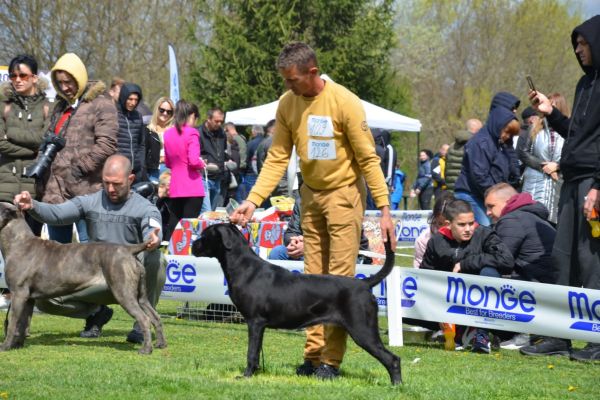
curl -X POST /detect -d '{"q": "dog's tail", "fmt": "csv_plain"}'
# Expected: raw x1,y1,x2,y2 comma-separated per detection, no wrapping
363,240,395,288
129,241,150,255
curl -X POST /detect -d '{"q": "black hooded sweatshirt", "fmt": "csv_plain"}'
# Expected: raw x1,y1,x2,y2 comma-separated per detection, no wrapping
546,16,600,185
116,83,145,178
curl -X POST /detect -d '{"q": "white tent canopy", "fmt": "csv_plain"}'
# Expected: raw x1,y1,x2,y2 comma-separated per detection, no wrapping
225,75,421,132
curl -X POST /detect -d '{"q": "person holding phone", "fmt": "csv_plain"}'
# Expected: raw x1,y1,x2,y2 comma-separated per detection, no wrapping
526,15,600,362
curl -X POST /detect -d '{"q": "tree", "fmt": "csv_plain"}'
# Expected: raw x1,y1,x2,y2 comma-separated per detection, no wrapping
187,0,411,115
393,0,583,148
0,0,206,105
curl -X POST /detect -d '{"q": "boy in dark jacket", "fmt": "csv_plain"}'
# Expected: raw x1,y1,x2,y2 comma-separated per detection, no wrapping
421,199,514,353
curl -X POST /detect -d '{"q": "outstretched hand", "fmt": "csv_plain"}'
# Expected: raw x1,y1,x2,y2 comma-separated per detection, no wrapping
14,191,33,211
146,227,161,250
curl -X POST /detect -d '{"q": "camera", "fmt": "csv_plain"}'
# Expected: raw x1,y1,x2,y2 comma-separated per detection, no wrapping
26,135,66,179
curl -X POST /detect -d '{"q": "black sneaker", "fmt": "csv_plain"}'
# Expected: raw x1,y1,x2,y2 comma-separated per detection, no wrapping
472,329,491,354
295,360,317,376
315,363,340,380
519,337,571,356
126,328,144,344
570,342,600,362
80,306,113,338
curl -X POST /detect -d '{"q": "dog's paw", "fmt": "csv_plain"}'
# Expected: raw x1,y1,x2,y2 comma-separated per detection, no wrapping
155,340,167,349
138,346,153,355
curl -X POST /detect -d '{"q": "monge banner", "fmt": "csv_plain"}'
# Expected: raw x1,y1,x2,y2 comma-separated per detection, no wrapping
365,210,431,243
397,268,600,342
160,256,387,309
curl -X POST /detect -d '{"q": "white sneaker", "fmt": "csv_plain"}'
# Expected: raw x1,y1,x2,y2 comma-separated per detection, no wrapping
500,333,531,350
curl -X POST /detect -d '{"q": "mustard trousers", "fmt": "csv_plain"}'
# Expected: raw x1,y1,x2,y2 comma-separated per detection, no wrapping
300,181,364,368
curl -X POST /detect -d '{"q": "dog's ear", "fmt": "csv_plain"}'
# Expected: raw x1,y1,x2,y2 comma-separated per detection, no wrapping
221,225,234,250
0,202,19,224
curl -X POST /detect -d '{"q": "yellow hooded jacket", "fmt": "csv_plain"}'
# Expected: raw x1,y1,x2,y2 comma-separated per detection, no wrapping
51,53,88,103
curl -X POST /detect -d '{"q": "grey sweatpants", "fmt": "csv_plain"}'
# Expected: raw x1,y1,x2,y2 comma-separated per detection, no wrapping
35,250,167,319
552,177,600,289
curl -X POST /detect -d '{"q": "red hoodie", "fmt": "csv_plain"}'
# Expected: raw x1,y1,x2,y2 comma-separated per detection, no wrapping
500,193,536,217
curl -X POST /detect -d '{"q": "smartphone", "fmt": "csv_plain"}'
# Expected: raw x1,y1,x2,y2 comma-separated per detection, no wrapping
526,76,536,92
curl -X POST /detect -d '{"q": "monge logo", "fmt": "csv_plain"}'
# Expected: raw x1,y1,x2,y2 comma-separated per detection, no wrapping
446,277,536,322
402,276,418,308
568,290,600,333
164,260,196,293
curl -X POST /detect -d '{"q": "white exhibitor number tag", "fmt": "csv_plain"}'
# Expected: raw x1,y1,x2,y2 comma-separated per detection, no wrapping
307,115,334,137
308,139,336,160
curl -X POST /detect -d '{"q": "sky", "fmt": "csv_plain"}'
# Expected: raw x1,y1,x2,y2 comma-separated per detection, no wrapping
582,0,600,18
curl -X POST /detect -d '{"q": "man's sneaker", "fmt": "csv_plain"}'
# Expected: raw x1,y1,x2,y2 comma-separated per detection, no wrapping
126,323,144,344
314,363,340,380
472,329,491,354
519,337,571,357
80,306,113,338
570,342,600,362
295,360,317,376
455,326,476,350
500,333,531,350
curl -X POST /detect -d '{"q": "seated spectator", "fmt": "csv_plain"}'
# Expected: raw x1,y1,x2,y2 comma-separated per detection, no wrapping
414,191,454,268
484,183,566,354
268,196,370,263
484,183,556,283
420,199,514,353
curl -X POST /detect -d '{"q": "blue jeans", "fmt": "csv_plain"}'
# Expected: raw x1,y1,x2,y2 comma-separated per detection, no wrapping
479,266,501,278
207,178,222,210
147,168,160,184
267,245,304,261
454,191,490,226
200,179,212,214
48,220,88,244
237,174,257,202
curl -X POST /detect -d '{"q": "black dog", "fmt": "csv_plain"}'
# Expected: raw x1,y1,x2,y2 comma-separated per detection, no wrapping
191,223,401,385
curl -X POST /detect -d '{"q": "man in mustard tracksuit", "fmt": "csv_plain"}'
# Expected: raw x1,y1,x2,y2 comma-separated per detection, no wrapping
231,42,396,380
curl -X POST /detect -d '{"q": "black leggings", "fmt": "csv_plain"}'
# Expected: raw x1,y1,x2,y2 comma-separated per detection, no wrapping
166,196,204,241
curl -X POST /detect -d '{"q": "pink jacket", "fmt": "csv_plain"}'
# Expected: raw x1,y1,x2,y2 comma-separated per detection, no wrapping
163,124,205,198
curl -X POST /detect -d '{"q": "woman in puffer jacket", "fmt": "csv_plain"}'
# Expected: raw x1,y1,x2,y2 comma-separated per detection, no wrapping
0,54,50,235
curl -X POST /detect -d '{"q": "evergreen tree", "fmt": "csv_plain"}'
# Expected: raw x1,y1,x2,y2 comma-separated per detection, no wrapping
187,0,411,115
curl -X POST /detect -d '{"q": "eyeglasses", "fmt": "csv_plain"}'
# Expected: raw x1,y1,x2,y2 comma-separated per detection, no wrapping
9,73,32,81
158,107,173,116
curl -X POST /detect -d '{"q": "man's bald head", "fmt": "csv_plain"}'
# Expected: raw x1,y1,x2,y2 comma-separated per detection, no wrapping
102,155,134,204
103,155,133,177
466,119,483,134
484,183,517,222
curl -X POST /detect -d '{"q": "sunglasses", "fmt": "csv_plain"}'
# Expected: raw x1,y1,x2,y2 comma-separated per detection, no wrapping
9,73,32,81
158,107,173,116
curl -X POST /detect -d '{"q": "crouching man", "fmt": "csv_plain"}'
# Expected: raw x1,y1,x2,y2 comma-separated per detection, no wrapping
14,155,166,344
484,183,566,354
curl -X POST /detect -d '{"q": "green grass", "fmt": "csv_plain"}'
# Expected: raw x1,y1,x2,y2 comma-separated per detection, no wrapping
0,301,596,400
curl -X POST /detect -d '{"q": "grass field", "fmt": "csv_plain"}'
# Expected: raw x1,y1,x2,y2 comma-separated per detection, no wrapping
0,250,596,399
0,299,596,400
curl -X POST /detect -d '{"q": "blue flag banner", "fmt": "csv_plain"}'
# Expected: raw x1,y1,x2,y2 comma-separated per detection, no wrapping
168,44,180,103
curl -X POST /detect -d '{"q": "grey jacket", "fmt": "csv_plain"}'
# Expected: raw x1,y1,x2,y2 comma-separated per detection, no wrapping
29,189,162,245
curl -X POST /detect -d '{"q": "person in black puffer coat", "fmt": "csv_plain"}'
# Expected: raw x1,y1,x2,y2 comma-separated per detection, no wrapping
116,83,145,182
484,183,556,283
